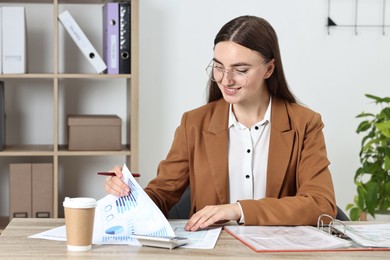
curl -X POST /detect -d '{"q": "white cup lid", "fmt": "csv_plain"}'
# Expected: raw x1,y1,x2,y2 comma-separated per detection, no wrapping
63,197,97,208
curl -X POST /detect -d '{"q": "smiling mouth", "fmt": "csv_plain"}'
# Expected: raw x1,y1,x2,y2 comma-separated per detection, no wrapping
224,86,241,93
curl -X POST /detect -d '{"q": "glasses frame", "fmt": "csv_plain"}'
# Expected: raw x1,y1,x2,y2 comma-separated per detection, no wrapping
205,59,267,88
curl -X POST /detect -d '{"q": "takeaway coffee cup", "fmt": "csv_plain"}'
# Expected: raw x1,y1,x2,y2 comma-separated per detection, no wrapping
63,197,97,251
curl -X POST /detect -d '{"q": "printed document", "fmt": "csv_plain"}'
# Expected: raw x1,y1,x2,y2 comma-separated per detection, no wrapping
29,164,221,249
224,225,351,251
334,223,390,247
92,164,174,245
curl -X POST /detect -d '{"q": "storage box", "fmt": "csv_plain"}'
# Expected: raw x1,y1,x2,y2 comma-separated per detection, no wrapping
9,163,54,220
9,164,32,219
32,163,53,218
68,115,121,151
0,82,5,150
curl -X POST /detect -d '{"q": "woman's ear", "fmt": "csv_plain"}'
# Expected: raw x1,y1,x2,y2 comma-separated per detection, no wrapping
264,59,275,79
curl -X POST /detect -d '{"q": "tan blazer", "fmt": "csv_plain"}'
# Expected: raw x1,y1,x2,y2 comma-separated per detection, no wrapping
145,97,337,225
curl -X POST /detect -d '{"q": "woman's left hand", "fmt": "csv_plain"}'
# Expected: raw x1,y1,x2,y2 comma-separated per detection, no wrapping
184,203,241,231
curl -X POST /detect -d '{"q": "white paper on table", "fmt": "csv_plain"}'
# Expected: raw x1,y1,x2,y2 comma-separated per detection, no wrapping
170,219,221,249
28,221,221,249
28,225,66,241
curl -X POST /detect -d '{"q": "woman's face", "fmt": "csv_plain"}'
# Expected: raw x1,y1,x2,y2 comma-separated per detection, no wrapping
212,41,274,106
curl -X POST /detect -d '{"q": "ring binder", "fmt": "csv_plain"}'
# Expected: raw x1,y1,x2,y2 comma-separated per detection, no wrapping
317,214,348,239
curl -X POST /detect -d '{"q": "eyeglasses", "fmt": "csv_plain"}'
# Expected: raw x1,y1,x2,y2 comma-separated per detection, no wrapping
205,60,267,87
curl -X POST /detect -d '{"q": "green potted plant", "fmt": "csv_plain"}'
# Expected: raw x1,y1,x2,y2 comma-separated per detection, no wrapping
346,94,390,221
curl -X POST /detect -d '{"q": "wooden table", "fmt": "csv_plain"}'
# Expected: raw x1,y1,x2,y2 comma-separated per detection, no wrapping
0,218,389,259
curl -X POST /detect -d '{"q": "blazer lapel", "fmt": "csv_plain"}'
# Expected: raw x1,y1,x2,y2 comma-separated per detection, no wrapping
266,98,295,198
203,100,230,204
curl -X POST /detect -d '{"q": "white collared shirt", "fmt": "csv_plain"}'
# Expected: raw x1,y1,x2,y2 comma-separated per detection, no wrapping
228,98,272,207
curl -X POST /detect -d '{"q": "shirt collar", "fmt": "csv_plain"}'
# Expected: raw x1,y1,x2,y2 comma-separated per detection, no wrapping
228,96,272,129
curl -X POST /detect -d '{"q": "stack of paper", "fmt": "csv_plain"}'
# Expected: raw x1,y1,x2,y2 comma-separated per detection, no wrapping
334,223,390,248
224,225,351,252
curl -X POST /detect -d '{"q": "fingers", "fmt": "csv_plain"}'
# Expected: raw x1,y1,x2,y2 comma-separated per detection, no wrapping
185,204,241,231
104,166,130,197
185,206,218,231
112,165,123,177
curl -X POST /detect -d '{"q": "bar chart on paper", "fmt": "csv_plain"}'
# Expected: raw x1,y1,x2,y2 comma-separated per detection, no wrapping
93,164,175,245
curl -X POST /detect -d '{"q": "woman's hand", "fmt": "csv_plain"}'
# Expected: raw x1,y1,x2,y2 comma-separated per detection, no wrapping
104,165,130,197
184,203,241,231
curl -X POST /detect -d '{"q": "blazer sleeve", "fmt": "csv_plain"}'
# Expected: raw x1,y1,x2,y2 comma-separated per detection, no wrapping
144,112,191,216
238,112,337,226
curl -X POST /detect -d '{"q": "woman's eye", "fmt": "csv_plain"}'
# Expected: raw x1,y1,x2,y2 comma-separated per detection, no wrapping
236,69,248,73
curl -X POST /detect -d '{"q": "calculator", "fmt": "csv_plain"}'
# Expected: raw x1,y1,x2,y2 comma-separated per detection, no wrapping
132,234,189,249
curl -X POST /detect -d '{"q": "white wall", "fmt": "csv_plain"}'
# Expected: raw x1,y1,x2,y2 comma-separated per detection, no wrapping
1,0,389,218
138,0,390,215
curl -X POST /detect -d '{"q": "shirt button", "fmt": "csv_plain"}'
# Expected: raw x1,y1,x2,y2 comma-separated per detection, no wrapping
247,149,251,153
255,126,259,130
245,175,250,179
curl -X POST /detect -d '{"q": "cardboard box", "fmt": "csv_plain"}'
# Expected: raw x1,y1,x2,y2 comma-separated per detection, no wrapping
9,164,32,219
68,115,121,151
32,163,53,218
9,163,54,220
0,82,5,150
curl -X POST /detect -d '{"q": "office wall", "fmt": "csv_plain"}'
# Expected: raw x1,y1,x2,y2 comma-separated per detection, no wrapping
1,0,389,217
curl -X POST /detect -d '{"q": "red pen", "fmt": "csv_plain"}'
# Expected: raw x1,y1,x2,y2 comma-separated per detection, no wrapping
97,172,140,177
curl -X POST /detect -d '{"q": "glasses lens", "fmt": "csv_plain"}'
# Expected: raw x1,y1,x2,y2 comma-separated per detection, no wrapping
233,72,246,87
205,64,247,87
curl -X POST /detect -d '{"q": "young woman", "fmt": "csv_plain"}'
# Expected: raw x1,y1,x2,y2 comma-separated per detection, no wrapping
105,15,336,231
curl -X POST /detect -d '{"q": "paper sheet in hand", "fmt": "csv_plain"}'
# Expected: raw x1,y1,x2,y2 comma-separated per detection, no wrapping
92,164,175,244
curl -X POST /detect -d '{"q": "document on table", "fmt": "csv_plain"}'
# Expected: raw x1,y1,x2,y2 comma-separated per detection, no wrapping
29,220,221,249
169,219,222,249
29,164,221,249
224,225,351,252
334,223,390,248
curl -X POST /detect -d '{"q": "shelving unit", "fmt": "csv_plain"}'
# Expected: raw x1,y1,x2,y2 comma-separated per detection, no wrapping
0,0,139,219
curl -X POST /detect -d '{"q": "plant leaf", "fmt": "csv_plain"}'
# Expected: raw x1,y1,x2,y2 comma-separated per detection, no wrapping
365,182,379,215
376,121,390,138
385,182,390,194
365,94,390,103
356,112,375,118
385,156,390,171
356,121,372,133
349,207,360,221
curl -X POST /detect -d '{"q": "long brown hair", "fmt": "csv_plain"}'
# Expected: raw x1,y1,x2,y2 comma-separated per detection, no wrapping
207,16,296,104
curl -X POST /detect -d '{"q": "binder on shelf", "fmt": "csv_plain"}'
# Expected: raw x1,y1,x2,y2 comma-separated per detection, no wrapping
58,10,107,74
103,2,119,74
9,164,32,220
32,163,53,218
9,163,54,220
0,7,3,73
0,81,5,150
119,2,131,74
2,6,26,74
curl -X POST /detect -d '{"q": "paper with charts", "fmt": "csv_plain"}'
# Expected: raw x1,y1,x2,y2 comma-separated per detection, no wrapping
29,164,221,249
93,164,175,245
